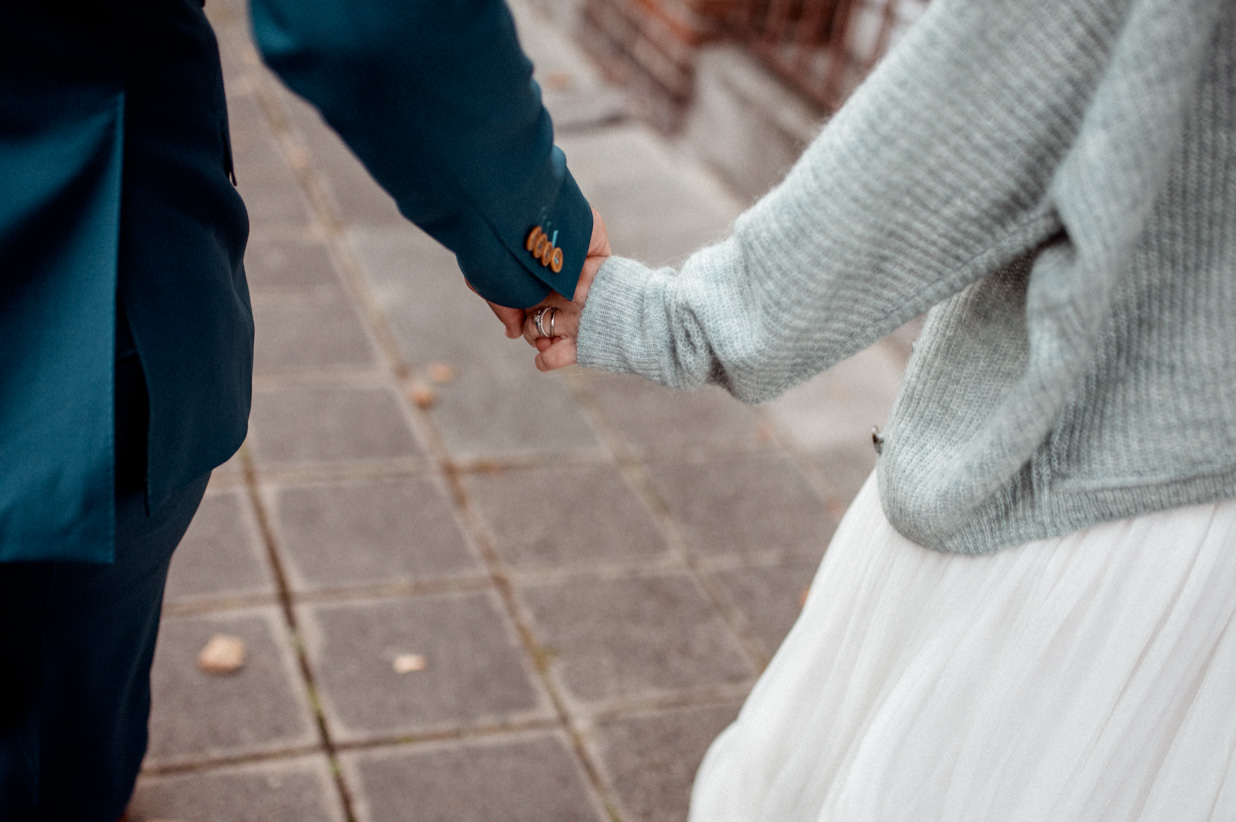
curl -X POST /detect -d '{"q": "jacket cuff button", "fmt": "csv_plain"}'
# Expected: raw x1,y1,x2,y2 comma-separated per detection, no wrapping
525,226,544,252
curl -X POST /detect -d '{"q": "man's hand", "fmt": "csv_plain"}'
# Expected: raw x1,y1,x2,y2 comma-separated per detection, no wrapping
522,207,609,371
466,280,526,339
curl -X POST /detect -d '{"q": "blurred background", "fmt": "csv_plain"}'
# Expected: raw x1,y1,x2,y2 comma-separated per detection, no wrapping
125,1,925,821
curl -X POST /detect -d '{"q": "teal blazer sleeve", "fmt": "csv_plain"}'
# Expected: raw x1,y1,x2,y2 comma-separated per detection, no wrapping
249,0,592,308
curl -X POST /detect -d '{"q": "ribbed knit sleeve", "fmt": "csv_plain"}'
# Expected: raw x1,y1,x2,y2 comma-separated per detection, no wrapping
575,0,1205,402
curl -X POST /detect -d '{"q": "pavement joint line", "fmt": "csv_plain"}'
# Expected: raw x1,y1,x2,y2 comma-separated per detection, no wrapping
237,446,360,822
162,593,281,618
447,450,622,474
247,460,437,487
554,681,760,727
286,576,498,608
140,743,326,779
326,714,565,754
247,51,631,822
501,554,691,583
565,371,779,672
576,690,751,725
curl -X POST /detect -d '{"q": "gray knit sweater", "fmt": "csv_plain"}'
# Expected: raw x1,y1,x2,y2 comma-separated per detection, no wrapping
575,0,1236,554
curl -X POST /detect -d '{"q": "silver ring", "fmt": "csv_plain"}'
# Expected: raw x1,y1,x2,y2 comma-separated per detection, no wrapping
548,307,556,338
534,307,549,338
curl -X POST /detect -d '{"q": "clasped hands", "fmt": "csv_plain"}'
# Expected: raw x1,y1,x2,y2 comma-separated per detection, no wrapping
480,207,610,372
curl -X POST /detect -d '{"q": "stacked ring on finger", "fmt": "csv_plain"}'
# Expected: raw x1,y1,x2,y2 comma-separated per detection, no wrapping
533,307,559,339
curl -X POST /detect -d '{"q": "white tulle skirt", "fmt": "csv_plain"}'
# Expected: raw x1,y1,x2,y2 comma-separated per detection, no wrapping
691,475,1236,822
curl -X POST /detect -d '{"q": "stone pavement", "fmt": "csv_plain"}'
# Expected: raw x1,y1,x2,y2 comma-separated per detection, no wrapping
126,2,912,821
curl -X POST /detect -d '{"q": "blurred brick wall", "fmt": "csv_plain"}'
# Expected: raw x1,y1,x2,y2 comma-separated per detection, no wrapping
580,0,748,131
574,0,927,132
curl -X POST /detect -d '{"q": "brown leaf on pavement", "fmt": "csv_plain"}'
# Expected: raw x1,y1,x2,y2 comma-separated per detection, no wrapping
408,381,437,409
393,653,428,674
427,363,457,384
197,634,247,675
544,71,574,90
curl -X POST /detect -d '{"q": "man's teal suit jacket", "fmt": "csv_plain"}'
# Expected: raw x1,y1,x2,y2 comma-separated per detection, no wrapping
0,0,592,564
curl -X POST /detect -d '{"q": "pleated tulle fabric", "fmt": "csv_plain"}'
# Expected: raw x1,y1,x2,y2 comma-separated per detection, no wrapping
690,475,1236,822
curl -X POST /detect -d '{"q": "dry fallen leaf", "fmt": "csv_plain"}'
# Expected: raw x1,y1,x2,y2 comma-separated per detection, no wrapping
393,653,428,674
197,634,247,675
408,381,437,409
545,71,575,90
427,363,457,384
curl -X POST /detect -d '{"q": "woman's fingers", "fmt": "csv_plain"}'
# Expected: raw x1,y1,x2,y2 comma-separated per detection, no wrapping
535,337,577,371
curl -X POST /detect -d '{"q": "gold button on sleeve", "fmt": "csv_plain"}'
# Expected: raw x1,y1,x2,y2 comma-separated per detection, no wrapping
525,227,543,252
550,247,564,273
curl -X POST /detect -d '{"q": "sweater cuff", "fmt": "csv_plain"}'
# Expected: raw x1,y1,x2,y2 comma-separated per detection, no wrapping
576,256,665,378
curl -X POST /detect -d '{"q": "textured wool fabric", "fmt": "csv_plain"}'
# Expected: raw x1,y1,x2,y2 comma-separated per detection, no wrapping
575,0,1236,554
688,475,1236,821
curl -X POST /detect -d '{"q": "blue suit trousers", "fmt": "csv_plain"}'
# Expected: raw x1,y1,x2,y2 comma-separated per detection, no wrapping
0,350,209,822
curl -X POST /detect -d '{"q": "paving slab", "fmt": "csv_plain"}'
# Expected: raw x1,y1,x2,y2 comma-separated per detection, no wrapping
583,373,771,460
252,300,379,376
268,476,484,592
518,572,755,708
247,384,424,470
147,607,318,767
243,236,347,300
465,463,673,573
709,560,821,659
644,452,835,563
346,224,466,314
589,703,741,822
164,487,275,606
342,731,608,822
297,591,553,742
427,371,603,462
129,755,345,822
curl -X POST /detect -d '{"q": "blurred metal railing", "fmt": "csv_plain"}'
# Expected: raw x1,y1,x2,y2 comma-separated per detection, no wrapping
740,0,928,111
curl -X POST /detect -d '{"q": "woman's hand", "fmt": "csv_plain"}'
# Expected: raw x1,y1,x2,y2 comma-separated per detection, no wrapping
523,207,609,371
